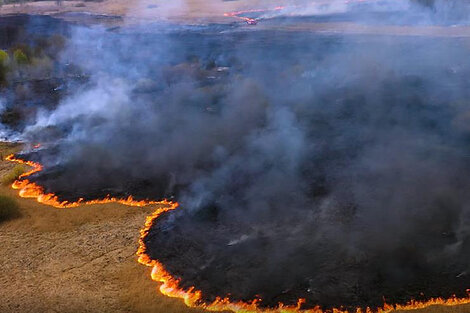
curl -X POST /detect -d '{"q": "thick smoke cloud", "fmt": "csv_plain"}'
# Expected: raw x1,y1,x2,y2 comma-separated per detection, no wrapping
12,1,470,310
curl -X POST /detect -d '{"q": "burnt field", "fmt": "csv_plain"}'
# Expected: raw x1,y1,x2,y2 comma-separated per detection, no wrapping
3,8,470,313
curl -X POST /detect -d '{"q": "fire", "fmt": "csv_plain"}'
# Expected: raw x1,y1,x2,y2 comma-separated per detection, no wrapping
5,154,171,208
222,0,395,24
223,6,285,25
137,204,470,313
5,153,470,312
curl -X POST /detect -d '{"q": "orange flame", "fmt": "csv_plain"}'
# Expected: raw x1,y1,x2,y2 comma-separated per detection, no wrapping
5,154,171,208
223,6,285,24
5,154,470,312
223,0,390,23
137,205,470,313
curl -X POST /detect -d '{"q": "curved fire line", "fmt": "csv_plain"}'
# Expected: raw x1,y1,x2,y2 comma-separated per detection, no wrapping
5,154,174,208
5,153,470,312
222,0,392,24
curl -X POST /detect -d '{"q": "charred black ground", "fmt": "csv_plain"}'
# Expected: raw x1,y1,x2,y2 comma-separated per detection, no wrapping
145,210,469,310
5,8,470,312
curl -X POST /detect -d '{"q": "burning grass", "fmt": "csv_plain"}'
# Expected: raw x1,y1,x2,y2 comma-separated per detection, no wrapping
137,206,470,313
4,10,470,312
5,154,173,209
5,152,470,313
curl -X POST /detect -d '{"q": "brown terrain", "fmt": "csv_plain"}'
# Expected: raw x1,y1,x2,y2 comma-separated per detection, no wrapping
0,0,274,23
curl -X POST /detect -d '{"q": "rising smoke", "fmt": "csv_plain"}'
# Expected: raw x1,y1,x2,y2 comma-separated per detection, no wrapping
10,0,470,310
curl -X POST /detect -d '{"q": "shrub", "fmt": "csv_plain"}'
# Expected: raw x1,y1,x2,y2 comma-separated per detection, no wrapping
13,49,28,65
1,164,26,186
0,50,9,87
0,50,9,65
0,195,21,223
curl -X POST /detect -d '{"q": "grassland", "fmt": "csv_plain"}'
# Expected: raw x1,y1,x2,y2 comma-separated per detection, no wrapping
0,142,206,313
0,141,467,313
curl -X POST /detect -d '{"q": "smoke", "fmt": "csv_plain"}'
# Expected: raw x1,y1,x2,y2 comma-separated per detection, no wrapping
0,97,20,141
253,0,470,25
125,0,189,21
10,0,470,310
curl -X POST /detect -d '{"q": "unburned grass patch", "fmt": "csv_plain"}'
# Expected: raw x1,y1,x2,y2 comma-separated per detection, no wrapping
0,195,21,223
1,164,26,186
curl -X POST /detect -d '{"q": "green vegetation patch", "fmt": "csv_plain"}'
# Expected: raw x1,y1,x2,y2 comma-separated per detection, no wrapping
13,49,29,65
0,195,21,223
0,50,9,65
0,50,9,87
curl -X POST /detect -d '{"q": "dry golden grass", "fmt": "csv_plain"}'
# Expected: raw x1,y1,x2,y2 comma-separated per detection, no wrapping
0,142,467,313
1,164,26,185
0,143,205,313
